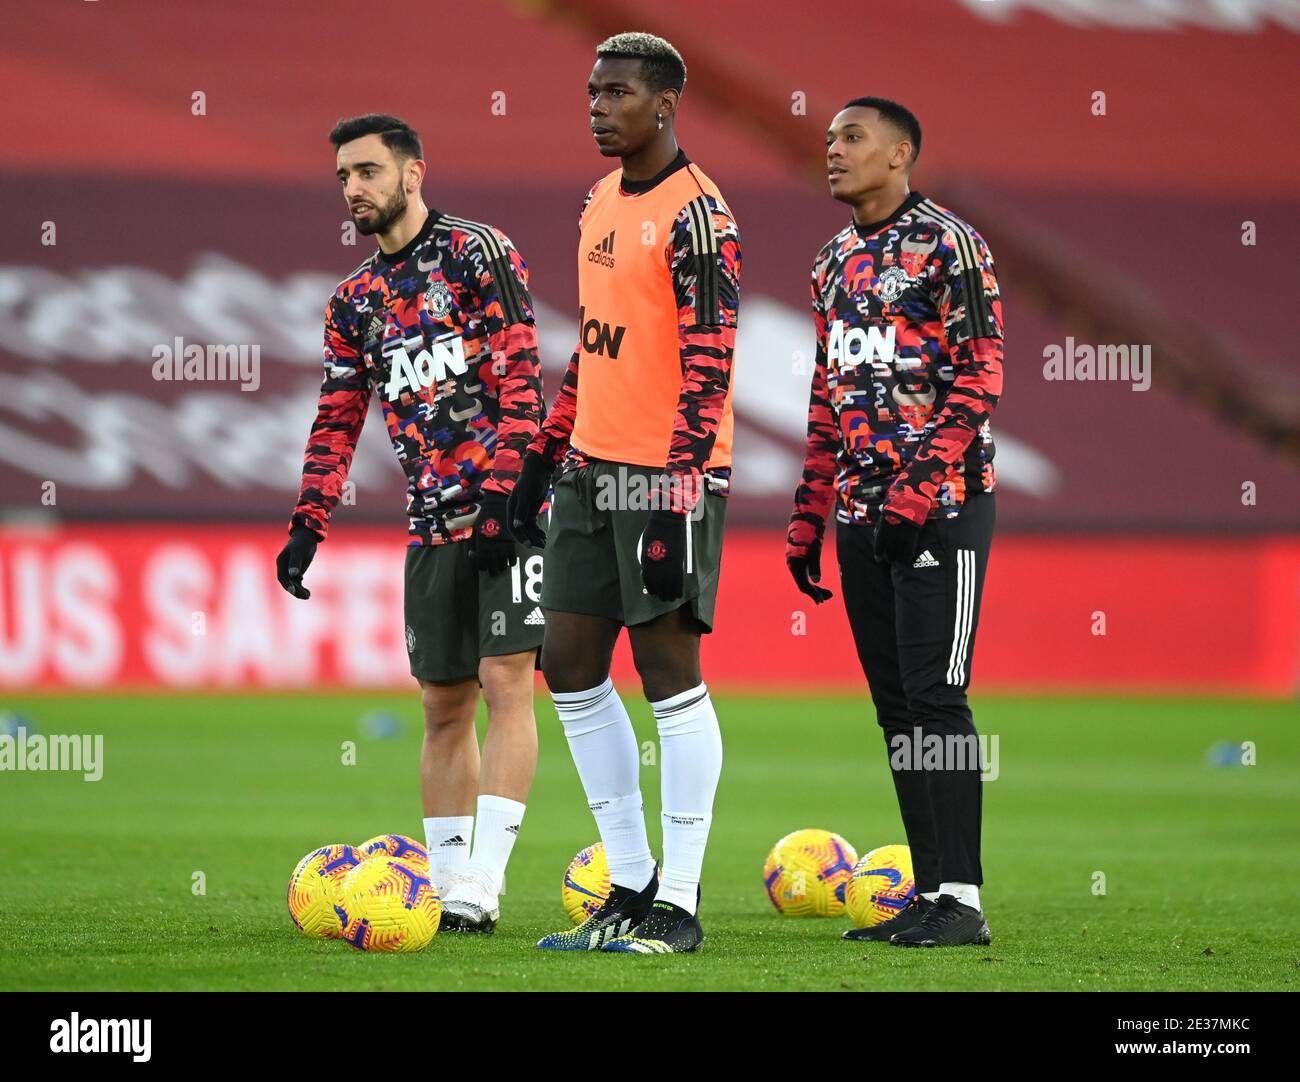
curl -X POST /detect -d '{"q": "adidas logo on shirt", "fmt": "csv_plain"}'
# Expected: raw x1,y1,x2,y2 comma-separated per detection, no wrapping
524,606,546,626
913,550,940,568
587,230,615,268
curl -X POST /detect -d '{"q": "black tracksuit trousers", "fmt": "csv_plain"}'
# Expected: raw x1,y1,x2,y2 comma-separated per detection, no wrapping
837,492,995,892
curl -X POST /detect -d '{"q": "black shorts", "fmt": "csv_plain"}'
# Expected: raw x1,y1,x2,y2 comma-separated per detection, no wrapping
541,461,727,631
404,539,545,684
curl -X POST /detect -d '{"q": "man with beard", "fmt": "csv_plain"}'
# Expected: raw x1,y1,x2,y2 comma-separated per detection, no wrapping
787,98,1003,947
277,114,545,934
509,33,741,955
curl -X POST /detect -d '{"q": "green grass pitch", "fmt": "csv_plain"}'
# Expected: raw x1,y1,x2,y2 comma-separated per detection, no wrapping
1,692,1296,991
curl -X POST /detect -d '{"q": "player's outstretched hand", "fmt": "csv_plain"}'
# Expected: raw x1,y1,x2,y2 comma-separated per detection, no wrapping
640,509,687,601
787,540,833,604
507,451,552,549
468,491,518,576
872,511,921,565
276,526,319,599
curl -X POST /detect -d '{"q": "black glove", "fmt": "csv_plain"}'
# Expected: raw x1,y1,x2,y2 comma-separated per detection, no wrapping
787,538,833,604
640,509,687,602
872,511,921,565
507,451,553,549
276,525,319,599
468,490,518,576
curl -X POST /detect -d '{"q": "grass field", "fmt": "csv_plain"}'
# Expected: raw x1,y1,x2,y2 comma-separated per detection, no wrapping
1,692,1297,991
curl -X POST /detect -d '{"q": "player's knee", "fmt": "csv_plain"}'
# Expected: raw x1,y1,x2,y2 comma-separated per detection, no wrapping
422,706,473,738
874,706,912,735
903,681,975,737
419,679,476,736
540,641,607,693
634,657,698,704
478,651,536,716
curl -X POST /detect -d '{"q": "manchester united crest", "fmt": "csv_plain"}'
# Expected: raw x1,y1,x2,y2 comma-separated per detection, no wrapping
876,265,912,304
424,280,454,319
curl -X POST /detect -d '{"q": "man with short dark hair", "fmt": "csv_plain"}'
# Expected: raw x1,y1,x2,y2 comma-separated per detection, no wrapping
276,113,546,934
510,32,742,955
787,98,1003,947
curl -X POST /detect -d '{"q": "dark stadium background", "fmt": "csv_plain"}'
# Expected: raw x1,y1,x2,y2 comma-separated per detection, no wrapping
1,0,1297,694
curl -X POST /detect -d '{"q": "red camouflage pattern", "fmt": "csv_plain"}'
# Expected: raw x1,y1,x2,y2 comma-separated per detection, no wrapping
788,193,1003,558
291,211,543,545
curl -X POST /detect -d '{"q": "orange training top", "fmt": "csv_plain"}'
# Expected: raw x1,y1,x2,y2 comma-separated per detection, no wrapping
568,159,740,472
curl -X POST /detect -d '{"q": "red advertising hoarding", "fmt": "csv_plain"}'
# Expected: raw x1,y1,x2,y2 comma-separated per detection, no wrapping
2,526,1295,694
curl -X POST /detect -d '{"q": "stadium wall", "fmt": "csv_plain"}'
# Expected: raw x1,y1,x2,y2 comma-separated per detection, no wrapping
1,527,1295,695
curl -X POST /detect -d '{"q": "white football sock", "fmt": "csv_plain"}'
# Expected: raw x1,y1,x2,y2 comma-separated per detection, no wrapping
423,815,472,894
939,882,981,911
465,794,525,898
921,890,942,902
652,682,722,915
553,677,655,891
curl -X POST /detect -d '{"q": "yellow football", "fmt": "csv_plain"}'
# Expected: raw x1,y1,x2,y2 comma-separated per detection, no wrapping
845,844,916,928
762,829,858,918
561,843,611,925
287,844,365,938
339,857,441,952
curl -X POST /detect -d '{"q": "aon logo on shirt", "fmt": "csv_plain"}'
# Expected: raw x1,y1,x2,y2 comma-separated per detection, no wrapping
578,306,626,359
827,320,895,373
384,338,468,399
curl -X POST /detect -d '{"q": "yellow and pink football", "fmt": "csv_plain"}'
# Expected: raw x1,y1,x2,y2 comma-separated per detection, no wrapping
562,843,611,925
845,844,916,928
339,857,441,952
359,833,428,866
762,829,858,918
287,843,365,938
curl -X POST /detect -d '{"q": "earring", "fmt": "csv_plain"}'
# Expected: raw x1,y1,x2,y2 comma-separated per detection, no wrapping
657,113,663,131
